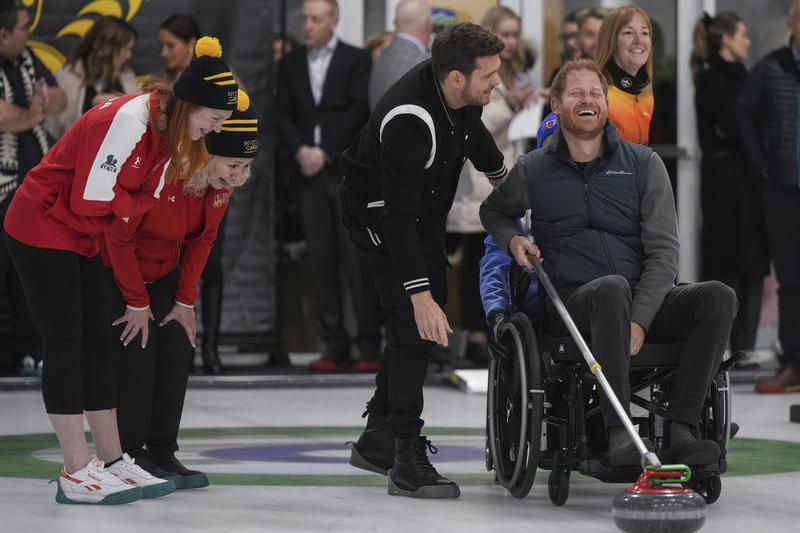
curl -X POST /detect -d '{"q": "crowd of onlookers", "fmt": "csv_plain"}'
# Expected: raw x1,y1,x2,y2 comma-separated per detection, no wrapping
1,0,799,393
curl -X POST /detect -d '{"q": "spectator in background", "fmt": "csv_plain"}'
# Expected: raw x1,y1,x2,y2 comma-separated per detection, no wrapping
738,0,800,393
447,5,527,366
146,15,201,89
368,0,431,110
0,0,65,375
692,12,768,359
365,31,393,62
276,0,378,372
595,5,654,145
578,7,605,58
273,35,297,65
548,10,583,85
50,16,138,138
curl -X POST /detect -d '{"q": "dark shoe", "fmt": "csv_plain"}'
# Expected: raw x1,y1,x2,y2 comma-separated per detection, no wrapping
755,366,800,393
150,452,209,489
348,407,393,475
607,427,653,467
201,282,224,375
388,437,460,498
662,421,720,466
132,453,184,489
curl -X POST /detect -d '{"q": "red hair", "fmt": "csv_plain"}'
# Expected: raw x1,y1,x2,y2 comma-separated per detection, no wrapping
156,89,209,183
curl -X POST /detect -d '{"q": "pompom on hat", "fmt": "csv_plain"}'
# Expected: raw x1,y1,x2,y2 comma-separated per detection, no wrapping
173,36,239,110
205,90,259,159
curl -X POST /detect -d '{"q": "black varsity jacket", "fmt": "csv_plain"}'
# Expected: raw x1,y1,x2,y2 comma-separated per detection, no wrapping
340,59,506,296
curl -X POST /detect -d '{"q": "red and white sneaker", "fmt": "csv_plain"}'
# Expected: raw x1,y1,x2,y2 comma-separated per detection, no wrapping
55,458,142,505
105,453,176,498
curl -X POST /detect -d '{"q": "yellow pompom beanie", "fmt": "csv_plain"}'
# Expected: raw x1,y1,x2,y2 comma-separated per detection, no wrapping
173,36,239,110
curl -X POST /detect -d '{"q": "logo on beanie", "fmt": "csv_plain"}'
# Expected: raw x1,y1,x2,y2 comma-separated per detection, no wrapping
244,139,258,154
100,154,118,173
227,90,239,106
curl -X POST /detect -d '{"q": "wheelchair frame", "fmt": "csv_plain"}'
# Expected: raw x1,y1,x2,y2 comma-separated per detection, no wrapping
485,265,734,505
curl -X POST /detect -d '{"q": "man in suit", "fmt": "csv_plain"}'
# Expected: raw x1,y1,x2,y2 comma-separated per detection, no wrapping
368,0,432,110
276,0,378,371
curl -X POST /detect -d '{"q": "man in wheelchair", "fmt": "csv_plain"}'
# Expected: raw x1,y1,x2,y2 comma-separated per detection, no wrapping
479,59,738,469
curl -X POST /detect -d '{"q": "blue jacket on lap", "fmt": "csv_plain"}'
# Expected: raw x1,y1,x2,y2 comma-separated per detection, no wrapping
479,233,538,319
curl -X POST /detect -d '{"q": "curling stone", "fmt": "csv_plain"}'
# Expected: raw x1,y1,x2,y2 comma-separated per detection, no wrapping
612,467,706,533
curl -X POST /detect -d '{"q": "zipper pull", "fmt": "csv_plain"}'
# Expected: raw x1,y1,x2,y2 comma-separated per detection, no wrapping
584,183,589,203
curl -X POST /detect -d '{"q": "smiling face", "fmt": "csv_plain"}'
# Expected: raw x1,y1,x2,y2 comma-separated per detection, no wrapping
552,68,608,140
454,54,502,107
494,16,521,62
159,28,195,71
188,107,233,141
613,11,650,76
208,156,252,189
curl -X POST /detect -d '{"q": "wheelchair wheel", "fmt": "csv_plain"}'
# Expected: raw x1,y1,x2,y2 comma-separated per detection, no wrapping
487,313,544,498
548,463,570,506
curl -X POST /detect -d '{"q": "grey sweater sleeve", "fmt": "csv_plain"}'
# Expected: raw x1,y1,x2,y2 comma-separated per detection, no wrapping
632,152,680,330
479,155,530,253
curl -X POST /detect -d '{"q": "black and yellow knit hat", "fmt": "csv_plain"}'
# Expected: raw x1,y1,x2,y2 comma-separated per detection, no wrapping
205,90,259,158
174,36,239,110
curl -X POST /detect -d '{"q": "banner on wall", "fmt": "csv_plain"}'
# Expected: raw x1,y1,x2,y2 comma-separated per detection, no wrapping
20,0,276,340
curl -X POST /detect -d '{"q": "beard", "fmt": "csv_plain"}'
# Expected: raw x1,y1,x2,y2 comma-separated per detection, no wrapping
459,82,492,107
559,107,607,140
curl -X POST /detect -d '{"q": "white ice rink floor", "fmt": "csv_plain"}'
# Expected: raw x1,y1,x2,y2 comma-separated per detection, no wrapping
0,382,798,533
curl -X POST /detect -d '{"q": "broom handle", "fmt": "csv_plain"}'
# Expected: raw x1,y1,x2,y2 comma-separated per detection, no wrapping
530,254,662,468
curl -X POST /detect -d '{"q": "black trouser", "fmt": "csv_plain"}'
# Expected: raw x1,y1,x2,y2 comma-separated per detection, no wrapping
548,276,737,428
343,205,446,437
107,269,193,456
0,213,41,361
300,168,381,359
4,234,115,414
764,182,800,371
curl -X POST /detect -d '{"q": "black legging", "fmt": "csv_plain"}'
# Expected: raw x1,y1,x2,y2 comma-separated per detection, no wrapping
107,269,193,456
4,234,115,414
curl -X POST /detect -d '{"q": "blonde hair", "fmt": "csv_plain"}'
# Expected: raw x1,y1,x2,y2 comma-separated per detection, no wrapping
594,5,653,89
182,155,252,196
481,5,526,76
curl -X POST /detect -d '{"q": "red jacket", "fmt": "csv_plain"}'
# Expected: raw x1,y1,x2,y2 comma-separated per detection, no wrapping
101,179,232,308
4,92,170,257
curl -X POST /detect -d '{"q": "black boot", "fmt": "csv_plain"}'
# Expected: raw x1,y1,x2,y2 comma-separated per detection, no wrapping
201,282,224,375
607,426,654,467
662,421,721,466
348,403,394,475
388,437,460,499
134,453,185,489
150,451,210,489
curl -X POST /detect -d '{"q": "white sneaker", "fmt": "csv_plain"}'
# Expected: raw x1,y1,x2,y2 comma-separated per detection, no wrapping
105,453,176,498
56,458,142,505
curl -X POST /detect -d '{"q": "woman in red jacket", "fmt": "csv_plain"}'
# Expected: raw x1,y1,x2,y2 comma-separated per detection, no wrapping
103,92,258,489
3,37,239,505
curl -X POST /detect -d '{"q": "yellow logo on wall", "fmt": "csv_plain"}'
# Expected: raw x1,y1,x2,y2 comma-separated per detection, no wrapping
26,0,145,73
